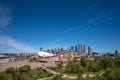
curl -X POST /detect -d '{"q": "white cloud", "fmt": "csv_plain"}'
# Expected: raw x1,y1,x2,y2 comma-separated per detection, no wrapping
65,27,73,33
49,39,60,46
0,35,36,52
45,39,63,49
0,3,12,29
75,8,118,32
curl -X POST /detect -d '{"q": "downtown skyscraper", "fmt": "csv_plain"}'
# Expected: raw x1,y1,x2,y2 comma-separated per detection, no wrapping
88,46,92,56
77,44,86,55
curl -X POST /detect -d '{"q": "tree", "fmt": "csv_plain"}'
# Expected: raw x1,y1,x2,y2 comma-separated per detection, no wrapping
114,57,120,67
57,62,63,69
94,56,101,63
99,57,114,69
80,56,87,67
87,63,101,72
12,72,21,80
65,61,80,73
96,68,120,80
76,69,83,80
6,67,15,74
19,65,31,73
0,75,8,80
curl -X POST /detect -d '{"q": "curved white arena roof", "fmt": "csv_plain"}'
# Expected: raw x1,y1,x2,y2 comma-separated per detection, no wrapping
38,51,55,57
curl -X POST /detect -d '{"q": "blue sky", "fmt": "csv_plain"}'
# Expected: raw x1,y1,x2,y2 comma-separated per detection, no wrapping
0,0,120,53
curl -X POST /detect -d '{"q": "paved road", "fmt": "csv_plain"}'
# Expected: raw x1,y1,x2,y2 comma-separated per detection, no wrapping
42,67,60,75
41,67,95,79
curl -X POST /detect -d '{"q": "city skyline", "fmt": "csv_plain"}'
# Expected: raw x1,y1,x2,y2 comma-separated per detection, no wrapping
0,0,120,53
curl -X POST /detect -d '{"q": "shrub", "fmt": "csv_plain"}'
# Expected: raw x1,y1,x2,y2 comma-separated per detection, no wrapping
99,57,114,69
19,65,31,73
0,75,8,80
6,67,15,74
87,63,101,72
80,56,87,67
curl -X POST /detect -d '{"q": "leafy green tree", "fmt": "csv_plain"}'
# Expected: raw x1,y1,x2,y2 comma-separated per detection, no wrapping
114,57,120,67
96,68,120,80
37,71,51,79
66,61,81,73
99,57,114,69
94,56,101,63
19,65,31,73
80,56,87,67
0,75,8,80
65,61,72,72
12,72,21,80
57,62,63,69
87,63,101,72
6,67,15,74
76,69,83,80
72,62,80,73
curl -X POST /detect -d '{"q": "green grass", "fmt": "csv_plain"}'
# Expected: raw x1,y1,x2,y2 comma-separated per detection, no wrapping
45,78,76,80
65,73,78,77
64,78,76,80
65,70,103,77
83,72,99,75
